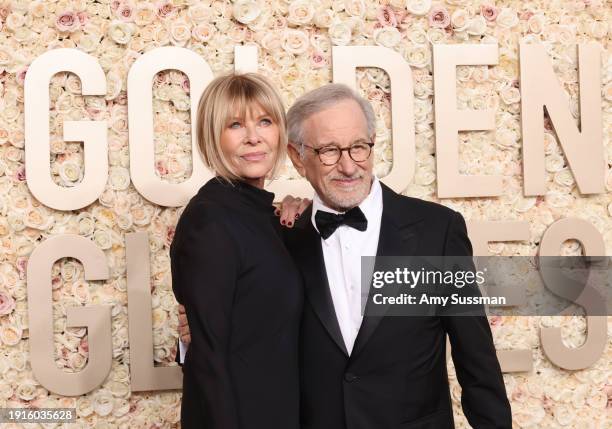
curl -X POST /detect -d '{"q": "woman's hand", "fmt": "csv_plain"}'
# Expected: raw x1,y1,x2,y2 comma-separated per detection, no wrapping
275,196,311,228
178,304,191,345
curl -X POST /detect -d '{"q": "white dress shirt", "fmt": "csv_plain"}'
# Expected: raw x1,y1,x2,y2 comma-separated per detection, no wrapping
311,176,383,355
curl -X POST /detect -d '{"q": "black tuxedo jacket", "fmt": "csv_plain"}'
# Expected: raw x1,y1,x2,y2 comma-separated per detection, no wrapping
284,183,512,429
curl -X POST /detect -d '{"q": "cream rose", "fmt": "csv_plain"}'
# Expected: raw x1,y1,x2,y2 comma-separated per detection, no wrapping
282,29,309,55
466,15,487,36
287,0,314,26
109,166,131,191
344,0,366,18
496,7,518,29
329,21,352,45
373,26,401,47
108,20,133,45
134,3,156,25
233,0,261,24
406,0,432,16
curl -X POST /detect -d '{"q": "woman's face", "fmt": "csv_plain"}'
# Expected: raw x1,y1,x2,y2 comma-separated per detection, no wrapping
220,102,280,188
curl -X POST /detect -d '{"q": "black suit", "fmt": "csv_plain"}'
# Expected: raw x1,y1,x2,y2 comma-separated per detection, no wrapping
170,178,302,429
284,183,511,429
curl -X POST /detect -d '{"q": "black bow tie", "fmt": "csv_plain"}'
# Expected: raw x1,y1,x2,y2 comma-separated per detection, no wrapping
314,206,368,240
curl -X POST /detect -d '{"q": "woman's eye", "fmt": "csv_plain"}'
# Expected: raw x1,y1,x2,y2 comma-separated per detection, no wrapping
260,118,272,126
229,121,241,129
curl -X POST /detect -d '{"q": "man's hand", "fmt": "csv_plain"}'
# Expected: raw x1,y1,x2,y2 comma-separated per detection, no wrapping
178,303,191,345
276,195,311,228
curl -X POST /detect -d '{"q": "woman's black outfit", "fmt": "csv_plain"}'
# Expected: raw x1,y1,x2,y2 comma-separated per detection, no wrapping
170,177,302,429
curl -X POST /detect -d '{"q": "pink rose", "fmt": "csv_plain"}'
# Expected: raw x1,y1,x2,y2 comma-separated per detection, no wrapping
16,257,27,278
77,11,88,26
14,164,25,182
181,76,190,93
0,5,11,22
15,66,27,86
110,0,122,12
155,160,168,176
311,52,327,69
480,4,498,22
377,6,398,27
519,10,534,20
0,291,15,316
428,6,450,29
156,0,176,19
116,3,134,22
55,10,80,32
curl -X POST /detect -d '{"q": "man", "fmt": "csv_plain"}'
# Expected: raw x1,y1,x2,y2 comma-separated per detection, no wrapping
177,83,512,428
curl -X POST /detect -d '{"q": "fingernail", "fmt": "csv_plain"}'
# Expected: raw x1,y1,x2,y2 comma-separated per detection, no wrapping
281,220,286,225
274,208,280,216
295,213,300,219
287,221,293,227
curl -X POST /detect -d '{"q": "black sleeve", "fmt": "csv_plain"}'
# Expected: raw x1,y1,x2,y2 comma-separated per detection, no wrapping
170,206,241,429
440,210,512,429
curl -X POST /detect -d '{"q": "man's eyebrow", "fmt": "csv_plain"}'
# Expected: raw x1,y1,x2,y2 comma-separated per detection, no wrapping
318,138,369,147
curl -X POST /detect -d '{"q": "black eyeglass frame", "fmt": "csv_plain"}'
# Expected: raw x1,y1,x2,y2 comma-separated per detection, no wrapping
300,142,375,166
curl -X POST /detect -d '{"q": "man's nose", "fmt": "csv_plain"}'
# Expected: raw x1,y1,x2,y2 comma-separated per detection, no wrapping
336,150,357,175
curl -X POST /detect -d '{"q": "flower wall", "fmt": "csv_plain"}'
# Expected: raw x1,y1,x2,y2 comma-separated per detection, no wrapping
0,0,610,427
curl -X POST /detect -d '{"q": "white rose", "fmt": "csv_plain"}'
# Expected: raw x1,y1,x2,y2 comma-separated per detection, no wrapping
0,325,22,345
108,21,133,45
93,390,114,416
93,229,113,250
287,0,314,26
59,160,83,185
314,10,334,28
233,0,261,24
109,166,130,191
344,0,365,18
466,15,487,36
16,380,37,401
500,86,520,104
76,397,94,417
373,26,401,48
282,29,309,55
406,0,432,16
588,21,608,39
329,21,352,45
527,14,545,34
402,45,430,68
170,21,192,46
188,3,212,23
451,9,469,31
193,22,215,42
496,7,518,29
134,3,156,25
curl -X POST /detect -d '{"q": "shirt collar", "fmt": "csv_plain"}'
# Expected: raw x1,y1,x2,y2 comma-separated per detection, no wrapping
311,175,382,237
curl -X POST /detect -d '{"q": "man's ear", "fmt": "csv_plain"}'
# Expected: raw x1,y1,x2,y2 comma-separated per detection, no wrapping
287,143,306,177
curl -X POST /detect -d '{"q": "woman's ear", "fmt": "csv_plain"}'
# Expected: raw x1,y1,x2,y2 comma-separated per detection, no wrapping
287,143,306,177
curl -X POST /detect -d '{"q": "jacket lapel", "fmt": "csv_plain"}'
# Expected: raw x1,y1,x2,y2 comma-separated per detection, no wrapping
293,207,349,357
350,183,424,359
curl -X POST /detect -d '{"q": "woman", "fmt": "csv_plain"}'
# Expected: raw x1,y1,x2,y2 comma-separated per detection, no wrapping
170,73,302,429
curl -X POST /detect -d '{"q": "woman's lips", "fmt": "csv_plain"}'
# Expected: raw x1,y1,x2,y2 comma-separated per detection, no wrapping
241,152,267,162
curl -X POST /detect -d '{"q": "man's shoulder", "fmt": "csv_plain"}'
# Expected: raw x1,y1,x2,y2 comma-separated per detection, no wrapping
382,185,460,224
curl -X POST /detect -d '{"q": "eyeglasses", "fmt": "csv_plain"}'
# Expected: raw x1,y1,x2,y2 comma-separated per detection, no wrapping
301,141,374,166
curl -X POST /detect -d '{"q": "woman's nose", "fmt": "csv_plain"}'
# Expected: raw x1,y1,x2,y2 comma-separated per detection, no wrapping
244,123,260,143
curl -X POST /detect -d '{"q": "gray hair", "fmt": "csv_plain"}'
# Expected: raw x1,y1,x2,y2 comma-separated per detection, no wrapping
286,83,376,156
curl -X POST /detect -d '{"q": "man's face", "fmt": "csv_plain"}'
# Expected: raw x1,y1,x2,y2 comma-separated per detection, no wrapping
289,99,374,211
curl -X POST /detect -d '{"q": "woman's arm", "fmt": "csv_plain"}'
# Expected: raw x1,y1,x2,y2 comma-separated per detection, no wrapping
170,205,241,429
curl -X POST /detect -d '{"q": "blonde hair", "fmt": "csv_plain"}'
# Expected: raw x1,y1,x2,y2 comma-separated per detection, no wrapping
195,73,287,183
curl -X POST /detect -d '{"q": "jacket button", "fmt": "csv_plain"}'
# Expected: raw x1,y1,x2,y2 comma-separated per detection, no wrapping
344,373,358,382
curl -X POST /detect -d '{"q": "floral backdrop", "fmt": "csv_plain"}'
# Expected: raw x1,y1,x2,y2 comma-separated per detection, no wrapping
0,0,609,427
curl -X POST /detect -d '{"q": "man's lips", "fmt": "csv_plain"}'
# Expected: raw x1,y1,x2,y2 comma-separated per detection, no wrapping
331,177,362,187
240,152,267,161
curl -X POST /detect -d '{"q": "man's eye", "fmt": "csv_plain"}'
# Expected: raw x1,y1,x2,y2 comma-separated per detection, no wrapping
319,147,339,155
